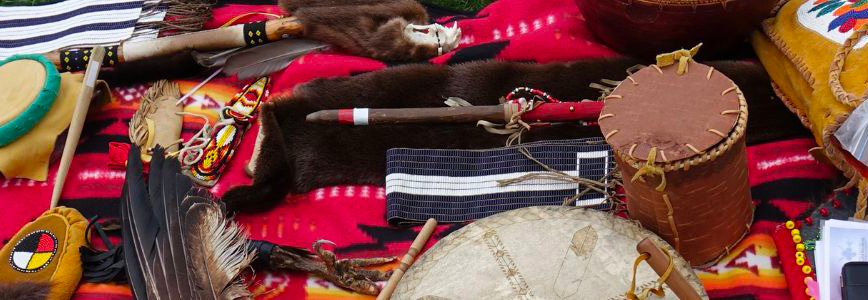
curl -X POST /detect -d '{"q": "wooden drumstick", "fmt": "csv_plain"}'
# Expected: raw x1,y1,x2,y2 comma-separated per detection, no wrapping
306,101,604,126
377,218,438,300
50,47,106,209
636,238,702,300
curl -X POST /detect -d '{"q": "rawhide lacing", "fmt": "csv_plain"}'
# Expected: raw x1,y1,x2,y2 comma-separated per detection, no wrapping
631,147,667,192
829,24,868,107
857,180,867,220
609,60,749,216
129,80,180,161
172,106,254,166
477,87,561,139
626,247,674,300
591,65,645,99
493,142,619,207
478,87,619,207
655,43,702,75
827,24,868,219
615,88,747,173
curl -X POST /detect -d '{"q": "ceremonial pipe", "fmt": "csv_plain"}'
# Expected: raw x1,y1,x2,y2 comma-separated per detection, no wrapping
306,101,605,125
43,17,303,72
377,218,438,300
51,47,106,208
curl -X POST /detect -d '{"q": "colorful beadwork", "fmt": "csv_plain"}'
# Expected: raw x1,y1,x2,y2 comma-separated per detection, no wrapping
504,87,563,104
9,230,57,273
786,220,796,229
806,240,816,251
802,265,812,274
243,21,268,47
792,229,801,236
807,0,868,34
793,234,802,243
59,46,120,72
796,243,805,252
185,77,269,186
799,0,868,49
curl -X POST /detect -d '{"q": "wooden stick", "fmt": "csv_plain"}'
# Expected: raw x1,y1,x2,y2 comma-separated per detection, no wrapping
44,17,303,72
50,47,106,209
305,101,604,126
636,238,702,300
377,218,438,300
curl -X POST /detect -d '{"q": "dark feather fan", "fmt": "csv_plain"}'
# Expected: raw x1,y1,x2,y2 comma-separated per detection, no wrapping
121,146,401,297
120,146,254,300
221,38,328,80
104,39,326,85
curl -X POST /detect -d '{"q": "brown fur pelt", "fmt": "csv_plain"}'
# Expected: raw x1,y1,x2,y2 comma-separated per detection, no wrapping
222,58,810,213
0,281,51,300
279,0,438,61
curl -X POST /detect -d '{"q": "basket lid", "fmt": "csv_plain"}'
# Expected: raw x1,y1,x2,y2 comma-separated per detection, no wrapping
598,60,743,164
0,54,60,147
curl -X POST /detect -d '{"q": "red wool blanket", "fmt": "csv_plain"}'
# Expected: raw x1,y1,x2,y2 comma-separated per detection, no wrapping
0,1,839,299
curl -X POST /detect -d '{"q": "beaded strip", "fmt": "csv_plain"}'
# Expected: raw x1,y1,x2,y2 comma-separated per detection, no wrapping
59,45,120,72
184,77,269,186
243,21,269,47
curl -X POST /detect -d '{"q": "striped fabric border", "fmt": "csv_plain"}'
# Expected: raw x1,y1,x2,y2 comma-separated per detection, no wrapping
386,138,615,224
128,0,165,43
0,0,164,59
0,0,65,6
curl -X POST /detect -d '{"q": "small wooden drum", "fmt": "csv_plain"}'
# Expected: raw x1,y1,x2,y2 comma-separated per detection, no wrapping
598,60,753,266
393,206,708,299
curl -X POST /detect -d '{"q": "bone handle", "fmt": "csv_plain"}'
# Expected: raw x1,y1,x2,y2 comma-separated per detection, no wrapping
637,238,703,300
377,218,438,300
50,47,105,209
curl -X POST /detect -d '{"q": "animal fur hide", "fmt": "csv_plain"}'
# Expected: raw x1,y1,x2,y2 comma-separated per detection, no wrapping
222,58,810,213
0,281,51,300
279,0,439,61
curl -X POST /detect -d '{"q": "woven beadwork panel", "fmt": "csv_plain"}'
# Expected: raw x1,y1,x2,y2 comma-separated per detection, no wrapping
385,138,615,224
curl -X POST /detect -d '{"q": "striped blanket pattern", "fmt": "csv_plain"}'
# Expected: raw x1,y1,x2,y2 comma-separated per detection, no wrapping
385,138,615,224
0,0,164,59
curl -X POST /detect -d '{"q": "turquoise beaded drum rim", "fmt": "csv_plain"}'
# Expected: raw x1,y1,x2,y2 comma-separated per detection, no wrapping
0,54,61,147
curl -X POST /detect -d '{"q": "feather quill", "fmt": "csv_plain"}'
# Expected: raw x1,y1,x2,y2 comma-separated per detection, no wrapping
222,38,328,80
121,146,255,300
192,47,244,68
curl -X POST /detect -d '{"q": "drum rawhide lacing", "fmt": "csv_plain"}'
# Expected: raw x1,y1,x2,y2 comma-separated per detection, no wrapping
627,248,674,300
476,87,618,207
828,24,868,219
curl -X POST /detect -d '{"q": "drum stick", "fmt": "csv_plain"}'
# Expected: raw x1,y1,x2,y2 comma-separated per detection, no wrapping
306,101,604,126
636,238,702,300
50,47,106,209
377,218,438,300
